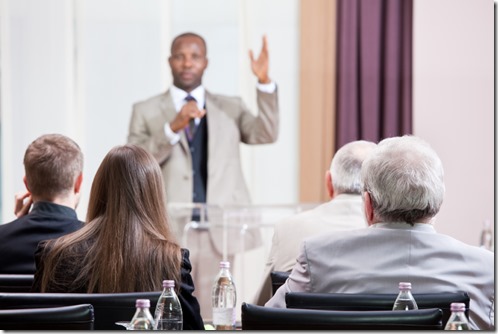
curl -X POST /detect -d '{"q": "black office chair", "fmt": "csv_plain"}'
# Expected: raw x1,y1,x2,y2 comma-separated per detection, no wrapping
285,291,470,328
0,274,34,292
270,271,290,295
241,302,443,330
0,291,161,330
0,303,94,330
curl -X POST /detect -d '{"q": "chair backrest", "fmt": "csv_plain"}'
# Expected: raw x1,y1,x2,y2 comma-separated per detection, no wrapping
270,271,290,295
241,302,443,330
0,274,34,292
0,291,161,330
0,303,94,330
285,291,470,328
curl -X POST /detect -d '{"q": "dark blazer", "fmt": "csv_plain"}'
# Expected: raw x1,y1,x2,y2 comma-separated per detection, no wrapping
176,249,205,330
0,201,83,274
32,246,204,330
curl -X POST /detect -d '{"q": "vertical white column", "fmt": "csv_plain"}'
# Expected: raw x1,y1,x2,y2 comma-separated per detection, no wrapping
73,0,170,219
0,0,13,222
238,0,257,204
160,0,173,92
1,0,77,223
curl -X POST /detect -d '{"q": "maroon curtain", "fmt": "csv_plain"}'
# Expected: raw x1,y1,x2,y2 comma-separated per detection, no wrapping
335,0,412,148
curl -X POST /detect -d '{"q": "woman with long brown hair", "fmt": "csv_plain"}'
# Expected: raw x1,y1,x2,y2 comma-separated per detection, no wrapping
32,144,204,329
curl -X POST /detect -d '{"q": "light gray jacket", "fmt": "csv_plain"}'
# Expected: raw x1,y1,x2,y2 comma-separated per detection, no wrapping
266,223,494,331
253,194,367,305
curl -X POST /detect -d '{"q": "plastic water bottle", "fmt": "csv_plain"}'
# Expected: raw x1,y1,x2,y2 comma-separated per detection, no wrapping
444,302,471,330
392,282,418,310
130,299,155,330
212,261,237,330
154,280,183,330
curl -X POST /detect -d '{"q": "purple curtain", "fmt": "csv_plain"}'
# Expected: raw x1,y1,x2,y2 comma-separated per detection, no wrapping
335,0,412,148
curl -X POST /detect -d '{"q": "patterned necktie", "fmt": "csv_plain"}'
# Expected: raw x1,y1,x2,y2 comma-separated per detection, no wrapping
185,95,197,141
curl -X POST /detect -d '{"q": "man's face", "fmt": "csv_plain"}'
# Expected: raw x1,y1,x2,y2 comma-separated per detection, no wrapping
169,35,208,92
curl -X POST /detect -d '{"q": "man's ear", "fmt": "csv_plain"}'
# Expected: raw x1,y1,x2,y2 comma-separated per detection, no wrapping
364,191,375,226
74,173,83,194
325,171,334,199
23,176,29,191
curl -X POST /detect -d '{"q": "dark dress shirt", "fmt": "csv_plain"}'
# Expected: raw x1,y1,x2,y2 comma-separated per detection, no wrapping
0,201,83,274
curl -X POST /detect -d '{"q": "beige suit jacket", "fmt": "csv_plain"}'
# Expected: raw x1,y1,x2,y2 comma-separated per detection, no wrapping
253,194,367,305
128,88,279,251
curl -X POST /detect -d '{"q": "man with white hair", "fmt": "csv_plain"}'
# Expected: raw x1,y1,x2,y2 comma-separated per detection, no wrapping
253,140,377,305
265,135,494,331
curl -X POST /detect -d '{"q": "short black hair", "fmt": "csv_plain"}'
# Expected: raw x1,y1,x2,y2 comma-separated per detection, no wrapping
170,32,207,55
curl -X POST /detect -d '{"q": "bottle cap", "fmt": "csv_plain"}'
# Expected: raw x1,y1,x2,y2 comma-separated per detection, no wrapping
136,299,150,308
162,280,175,288
220,261,230,268
398,282,412,289
450,302,466,312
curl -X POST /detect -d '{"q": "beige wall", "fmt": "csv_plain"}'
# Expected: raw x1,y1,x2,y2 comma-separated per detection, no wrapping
413,0,494,246
299,0,336,203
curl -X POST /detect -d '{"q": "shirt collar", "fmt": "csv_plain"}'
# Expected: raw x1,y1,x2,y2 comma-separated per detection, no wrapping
170,85,205,112
370,221,436,233
30,201,78,219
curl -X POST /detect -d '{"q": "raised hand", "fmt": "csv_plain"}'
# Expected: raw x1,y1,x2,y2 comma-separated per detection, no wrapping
249,35,271,84
170,100,206,133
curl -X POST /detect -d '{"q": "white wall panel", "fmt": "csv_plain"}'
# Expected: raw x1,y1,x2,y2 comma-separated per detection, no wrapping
74,0,169,219
1,0,299,222
1,0,77,221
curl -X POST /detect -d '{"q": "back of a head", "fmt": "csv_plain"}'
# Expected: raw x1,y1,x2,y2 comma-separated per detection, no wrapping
87,144,168,226
81,144,180,292
361,135,445,224
23,134,83,201
330,140,377,195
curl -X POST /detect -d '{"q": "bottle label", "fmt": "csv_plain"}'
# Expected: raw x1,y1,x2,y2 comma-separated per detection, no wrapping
212,307,235,326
